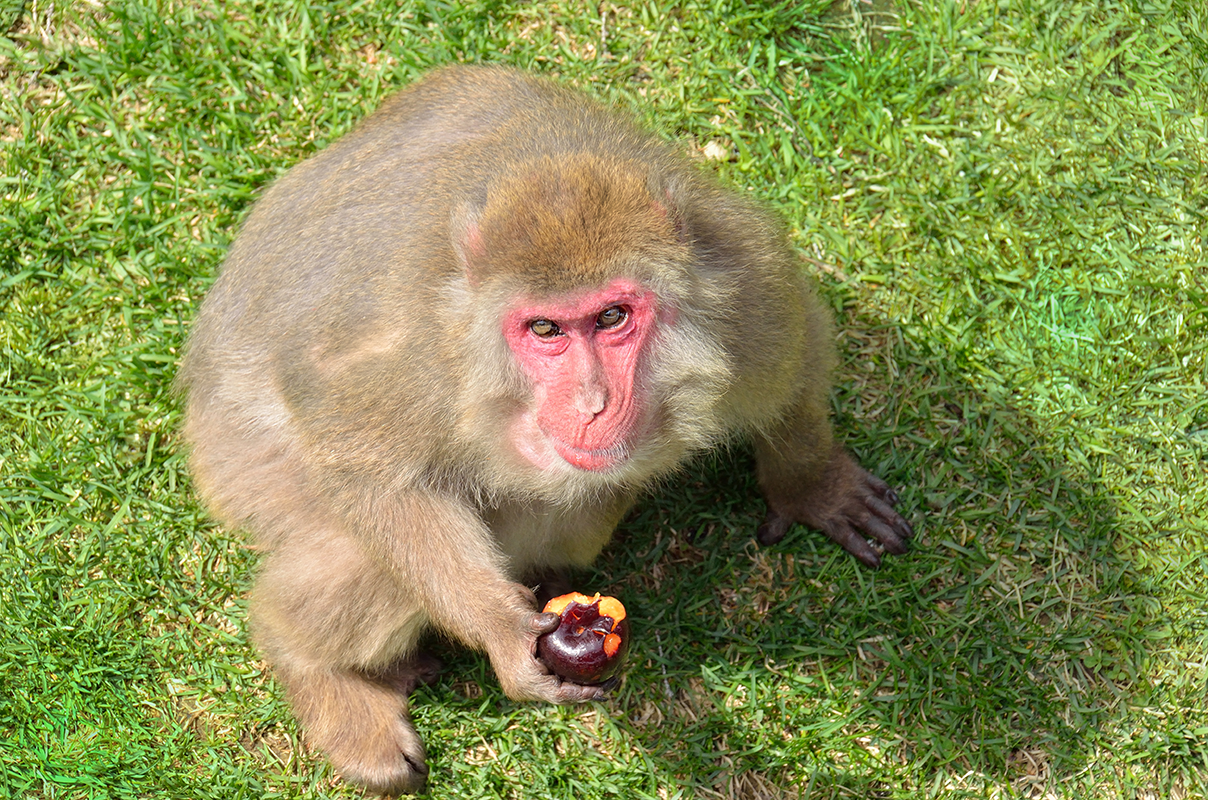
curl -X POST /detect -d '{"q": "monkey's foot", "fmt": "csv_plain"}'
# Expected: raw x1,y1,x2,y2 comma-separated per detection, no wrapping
364,651,444,697
279,662,430,795
533,571,573,607
759,447,913,569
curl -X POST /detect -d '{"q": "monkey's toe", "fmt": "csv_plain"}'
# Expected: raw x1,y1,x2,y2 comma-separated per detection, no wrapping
757,510,792,545
825,520,884,569
366,652,445,696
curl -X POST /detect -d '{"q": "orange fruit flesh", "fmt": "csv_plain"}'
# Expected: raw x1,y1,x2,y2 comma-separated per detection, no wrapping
543,592,626,629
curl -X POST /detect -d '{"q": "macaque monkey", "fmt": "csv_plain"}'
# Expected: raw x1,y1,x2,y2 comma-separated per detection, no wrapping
178,64,912,794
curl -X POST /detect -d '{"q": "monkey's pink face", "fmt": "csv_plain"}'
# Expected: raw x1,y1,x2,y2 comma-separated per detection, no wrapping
502,280,658,472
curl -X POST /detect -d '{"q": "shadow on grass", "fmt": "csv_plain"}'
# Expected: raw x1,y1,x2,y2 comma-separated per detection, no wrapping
528,313,1170,797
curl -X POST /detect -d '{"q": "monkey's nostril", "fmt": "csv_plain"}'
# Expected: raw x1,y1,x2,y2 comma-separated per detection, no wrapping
575,391,607,420
577,409,605,427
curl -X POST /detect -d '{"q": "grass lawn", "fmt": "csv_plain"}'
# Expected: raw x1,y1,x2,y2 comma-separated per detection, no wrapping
1,1,1205,798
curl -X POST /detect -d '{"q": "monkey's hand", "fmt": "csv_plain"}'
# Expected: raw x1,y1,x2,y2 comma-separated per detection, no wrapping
485,587,611,704
757,445,913,569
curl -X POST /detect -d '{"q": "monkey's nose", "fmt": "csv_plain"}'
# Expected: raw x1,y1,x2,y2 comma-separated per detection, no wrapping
575,388,607,422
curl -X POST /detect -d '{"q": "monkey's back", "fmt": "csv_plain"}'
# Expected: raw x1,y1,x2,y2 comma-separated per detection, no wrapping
180,65,824,503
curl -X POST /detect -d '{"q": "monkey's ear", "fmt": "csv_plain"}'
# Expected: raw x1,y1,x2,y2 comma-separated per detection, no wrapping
451,200,488,285
648,174,690,245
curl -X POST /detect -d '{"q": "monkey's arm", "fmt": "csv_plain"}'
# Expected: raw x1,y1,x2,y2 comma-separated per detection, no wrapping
345,487,608,703
753,393,913,568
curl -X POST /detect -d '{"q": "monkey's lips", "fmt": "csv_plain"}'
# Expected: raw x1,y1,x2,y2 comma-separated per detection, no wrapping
541,409,645,472
512,410,637,473
550,439,629,472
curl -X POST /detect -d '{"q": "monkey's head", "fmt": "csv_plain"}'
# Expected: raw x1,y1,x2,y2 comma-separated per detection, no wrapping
451,154,733,497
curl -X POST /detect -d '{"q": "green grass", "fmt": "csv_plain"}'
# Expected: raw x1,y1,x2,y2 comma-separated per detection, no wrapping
2,0,1205,797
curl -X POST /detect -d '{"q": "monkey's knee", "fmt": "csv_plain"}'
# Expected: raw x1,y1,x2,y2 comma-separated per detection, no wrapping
250,533,429,669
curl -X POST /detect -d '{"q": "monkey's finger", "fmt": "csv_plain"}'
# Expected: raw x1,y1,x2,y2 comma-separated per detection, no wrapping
757,510,792,545
529,612,562,635
826,522,882,569
553,679,609,703
595,675,621,693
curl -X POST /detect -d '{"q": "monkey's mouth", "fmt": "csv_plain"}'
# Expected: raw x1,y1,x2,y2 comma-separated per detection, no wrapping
511,410,636,473
550,439,629,472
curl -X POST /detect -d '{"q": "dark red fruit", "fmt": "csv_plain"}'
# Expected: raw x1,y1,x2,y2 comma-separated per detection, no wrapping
537,592,629,684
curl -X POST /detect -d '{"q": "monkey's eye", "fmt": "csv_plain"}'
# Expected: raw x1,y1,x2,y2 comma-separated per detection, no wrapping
595,306,628,330
529,319,562,338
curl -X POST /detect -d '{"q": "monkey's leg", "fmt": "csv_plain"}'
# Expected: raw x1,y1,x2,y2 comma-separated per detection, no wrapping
754,393,913,568
252,528,440,795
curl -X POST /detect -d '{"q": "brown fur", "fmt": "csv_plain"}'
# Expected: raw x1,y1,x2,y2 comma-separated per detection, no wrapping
178,64,912,794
